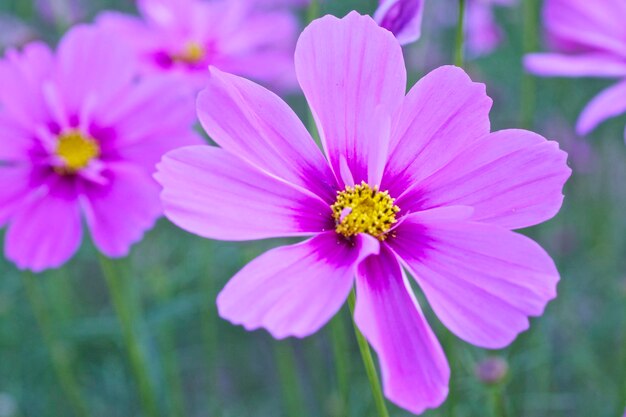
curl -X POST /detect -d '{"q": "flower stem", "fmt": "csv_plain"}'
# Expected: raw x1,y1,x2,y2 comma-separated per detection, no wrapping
454,0,466,68
348,290,390,417
150,268,187,417
99,255,160,417
329,311,350,414
306,0,320,25
22,271,91,417
489,386,508,417
520,0,538,129
274,341,306,417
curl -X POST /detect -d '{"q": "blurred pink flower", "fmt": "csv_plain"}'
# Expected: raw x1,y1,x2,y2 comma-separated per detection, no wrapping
157,13,570,415
374,0,424,45
96,0,299,91
466,0,516,57
0,14,35,49
524,0,626,138
35,0,86,26
0,25,203,272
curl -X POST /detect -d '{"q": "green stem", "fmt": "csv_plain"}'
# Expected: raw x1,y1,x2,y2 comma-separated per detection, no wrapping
454,0,466,67
274,341,306,417
348,290,390,417
520,0,538,129
201,253,222,416
99,256,160,417
22,271,91,417
488,386,508,417
306,0,320,25
151,269,187,417
329,312,350,415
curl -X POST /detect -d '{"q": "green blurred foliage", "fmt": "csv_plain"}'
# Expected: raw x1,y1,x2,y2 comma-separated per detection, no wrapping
0,0,624,416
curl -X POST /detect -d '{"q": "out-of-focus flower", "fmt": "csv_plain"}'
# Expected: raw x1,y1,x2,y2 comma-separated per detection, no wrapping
374,0,424,45
96,0,299,91
466,0,516,57
35,0,86,26
253,0,310,8
0,14,35,50
524,0,626,139
157,12,570,415
0,25,203,272
475,356,509,385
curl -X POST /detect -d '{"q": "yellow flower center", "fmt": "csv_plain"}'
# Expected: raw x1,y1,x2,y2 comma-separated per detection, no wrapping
55,130,100,174
172,41,206,64
331,181,400,241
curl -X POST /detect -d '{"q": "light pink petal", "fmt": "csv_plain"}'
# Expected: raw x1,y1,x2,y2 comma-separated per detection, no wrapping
466,2,502,57
216,50,298,92
0,166,32,226
524,53,626,78
577,80,626,135
5,181,82,272
295,12,406,186
544,0,626,57
0,42,54,127
354,246,449,414
390,212,560,349
95,11,163,54
398,129,571,229
155,146,333,241
219,10,296,53
55,25,136,116
96,75,203,170
374,0,424,45
382,65,492,197
217,232,379,339
197,68,336,202
138,0,193,30
0,115,34,161
82,163,162,258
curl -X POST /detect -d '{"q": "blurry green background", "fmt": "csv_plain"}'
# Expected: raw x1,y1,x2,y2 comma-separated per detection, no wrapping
0,0,625,416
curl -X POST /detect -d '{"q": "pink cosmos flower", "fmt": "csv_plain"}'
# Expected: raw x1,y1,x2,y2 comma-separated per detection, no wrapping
0,25,202,272
96,0,299,91
524,0,626,138
374,0,424,45
156,13,570,414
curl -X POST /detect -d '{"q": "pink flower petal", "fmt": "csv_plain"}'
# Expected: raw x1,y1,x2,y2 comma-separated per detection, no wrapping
5,181,82,272
137,0,193,28
96,75,203,170
0,166,32,226
215,11,298,90
383,65,492,197
399,129,570,229
55,25,136,116
390,212,560,349
543,0,626,57
218,232,379,339
0,42,54,127
82,163,162,258
0,115,34,161
374,0,424,45
577,80,626,135
354,246,449,414
197,68,336,202
295,12,406,186
524,53,626,78
155,146,333,241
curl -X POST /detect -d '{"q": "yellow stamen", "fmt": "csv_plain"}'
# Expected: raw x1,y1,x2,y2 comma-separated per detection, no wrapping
55,130,100,174
172,41,206,64
331,181,400,241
